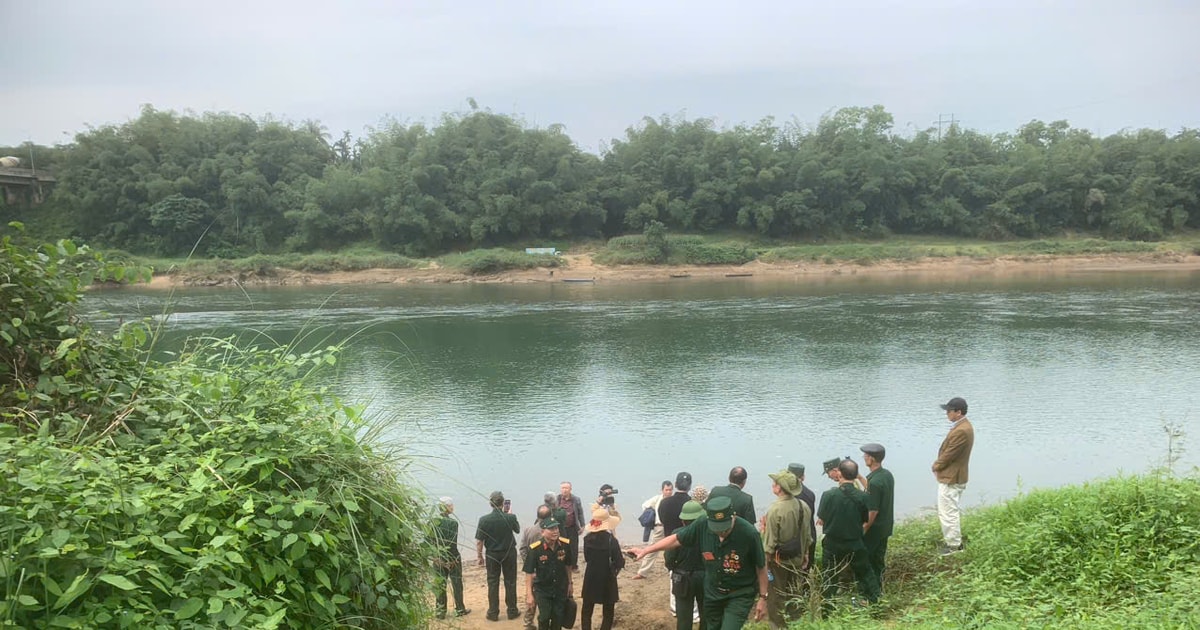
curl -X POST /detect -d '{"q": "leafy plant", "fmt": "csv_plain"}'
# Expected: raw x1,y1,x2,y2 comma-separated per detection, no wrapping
1,234,437,628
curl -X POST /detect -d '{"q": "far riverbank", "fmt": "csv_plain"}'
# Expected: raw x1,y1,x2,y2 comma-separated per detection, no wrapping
142,251,1200,289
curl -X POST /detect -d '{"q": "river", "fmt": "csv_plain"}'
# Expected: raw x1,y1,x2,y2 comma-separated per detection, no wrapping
83,270,1200,544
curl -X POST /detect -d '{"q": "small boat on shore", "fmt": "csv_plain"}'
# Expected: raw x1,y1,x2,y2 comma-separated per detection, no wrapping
562,278,595,283
669,273,691,278
724,272,753,278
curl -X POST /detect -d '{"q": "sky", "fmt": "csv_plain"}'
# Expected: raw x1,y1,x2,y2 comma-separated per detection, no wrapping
3,0,1199,152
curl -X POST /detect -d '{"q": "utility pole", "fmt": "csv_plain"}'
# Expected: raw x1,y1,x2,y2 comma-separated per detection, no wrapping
933,114,959,140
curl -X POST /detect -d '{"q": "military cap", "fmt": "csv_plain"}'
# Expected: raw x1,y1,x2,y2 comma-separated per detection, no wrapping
822,457,844,475
787,462,805,478
705,496,735,533
540,517,560,530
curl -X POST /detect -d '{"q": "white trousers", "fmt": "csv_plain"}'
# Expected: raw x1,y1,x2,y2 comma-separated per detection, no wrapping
938,482,967,547
637,525,664,576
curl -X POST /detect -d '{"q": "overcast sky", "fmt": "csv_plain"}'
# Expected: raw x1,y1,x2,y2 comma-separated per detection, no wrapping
3,1,1198,151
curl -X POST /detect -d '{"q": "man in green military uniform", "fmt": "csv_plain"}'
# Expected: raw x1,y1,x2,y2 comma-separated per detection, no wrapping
816,460,879,606
476,491,521,621
860,443,894,594
633,496,769,629
709,466,757,524
523,518,575,630
762,471,812,629
433,497,470,619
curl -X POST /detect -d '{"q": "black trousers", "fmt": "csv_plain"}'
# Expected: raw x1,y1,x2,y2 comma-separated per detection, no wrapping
485,548,519,616
674,570,706,630
580,599,615,630
434,559,467,615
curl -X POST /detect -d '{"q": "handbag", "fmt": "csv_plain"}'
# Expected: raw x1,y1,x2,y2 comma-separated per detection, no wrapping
562,596,578,628
775,500,809,561
638,507,656,528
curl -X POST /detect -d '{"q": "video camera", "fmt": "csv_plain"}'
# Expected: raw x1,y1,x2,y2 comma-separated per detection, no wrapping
598,484,619,506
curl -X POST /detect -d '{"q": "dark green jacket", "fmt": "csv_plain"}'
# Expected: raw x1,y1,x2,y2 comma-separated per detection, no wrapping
865,467,895,539
708,484,757,524
475,508,519,556
817,483,870,549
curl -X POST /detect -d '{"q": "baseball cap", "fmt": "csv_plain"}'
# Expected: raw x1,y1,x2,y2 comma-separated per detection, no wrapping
940,397,968,413
675,472,693,491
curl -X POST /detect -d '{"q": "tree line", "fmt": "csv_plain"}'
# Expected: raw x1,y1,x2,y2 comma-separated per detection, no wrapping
2,104,1197,257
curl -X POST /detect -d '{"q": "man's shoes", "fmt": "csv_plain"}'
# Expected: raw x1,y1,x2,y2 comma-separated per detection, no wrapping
455,609,471,617
938,544,964,556
485,612,500,621
436,611,446,620
507,610,522,620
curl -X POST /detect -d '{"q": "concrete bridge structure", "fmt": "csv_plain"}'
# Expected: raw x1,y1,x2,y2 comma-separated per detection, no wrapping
0,167,56,205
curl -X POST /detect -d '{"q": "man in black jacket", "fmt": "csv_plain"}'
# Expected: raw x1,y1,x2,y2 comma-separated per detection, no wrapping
657,472,693,619
659,472,693,536
788,462,817,567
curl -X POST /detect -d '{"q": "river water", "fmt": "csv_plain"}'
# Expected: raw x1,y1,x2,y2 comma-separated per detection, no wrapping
83,270,1200,544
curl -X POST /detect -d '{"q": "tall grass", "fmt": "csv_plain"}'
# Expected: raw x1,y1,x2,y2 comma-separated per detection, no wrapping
748,475,1200,629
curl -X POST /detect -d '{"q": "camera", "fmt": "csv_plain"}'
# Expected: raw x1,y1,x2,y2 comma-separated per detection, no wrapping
598,485,618,506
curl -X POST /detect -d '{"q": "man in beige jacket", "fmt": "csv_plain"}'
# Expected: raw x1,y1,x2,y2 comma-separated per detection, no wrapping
932,397,974,555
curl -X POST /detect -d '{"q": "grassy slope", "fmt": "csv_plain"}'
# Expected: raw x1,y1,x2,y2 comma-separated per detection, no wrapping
746,474,1200,629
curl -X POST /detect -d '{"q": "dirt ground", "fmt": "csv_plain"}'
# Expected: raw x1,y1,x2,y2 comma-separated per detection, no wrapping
143,252,1200,289
432,550,680,630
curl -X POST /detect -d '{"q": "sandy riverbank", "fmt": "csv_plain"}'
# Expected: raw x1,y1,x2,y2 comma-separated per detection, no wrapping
433,550,678,630
141,252,1200,290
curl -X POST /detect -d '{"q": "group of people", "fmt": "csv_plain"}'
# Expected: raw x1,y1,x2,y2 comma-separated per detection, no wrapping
435,396,975,629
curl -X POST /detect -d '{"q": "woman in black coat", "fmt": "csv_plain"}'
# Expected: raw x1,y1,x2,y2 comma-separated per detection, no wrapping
580,508,625,630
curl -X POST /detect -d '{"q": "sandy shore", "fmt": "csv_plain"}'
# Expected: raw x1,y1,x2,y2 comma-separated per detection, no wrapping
142,252,1200,289
433,550,678,630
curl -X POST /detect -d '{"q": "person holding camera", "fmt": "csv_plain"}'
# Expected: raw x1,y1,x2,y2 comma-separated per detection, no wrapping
592,483,621,516
476,491,522,621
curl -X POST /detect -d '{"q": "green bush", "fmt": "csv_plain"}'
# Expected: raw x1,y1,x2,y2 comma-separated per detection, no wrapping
440,248,563,275
1,234,436,628
596,234,756,266
672,241,755,265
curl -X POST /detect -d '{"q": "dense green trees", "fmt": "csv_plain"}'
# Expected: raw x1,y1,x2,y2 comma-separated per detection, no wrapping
3,104,1197,257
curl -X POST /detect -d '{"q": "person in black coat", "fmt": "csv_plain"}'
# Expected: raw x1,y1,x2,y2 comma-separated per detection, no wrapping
580,508,625,630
